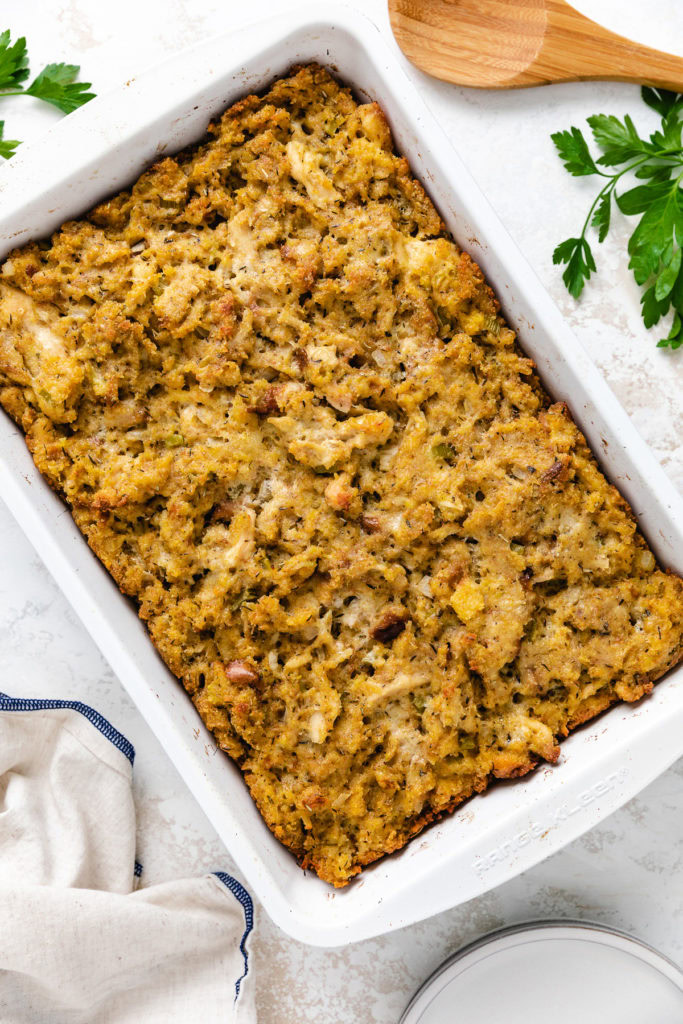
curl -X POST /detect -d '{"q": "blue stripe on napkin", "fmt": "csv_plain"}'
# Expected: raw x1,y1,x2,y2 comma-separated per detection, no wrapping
0,692,135,763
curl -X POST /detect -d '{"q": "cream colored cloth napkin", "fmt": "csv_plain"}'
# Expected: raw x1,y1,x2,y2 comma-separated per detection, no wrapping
0,695,256,1024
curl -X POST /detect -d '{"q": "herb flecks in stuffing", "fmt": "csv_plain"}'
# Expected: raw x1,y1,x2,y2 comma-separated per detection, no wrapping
1,67,681,886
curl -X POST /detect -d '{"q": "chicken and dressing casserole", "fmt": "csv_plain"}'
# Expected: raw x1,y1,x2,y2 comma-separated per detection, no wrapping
0,65,681,885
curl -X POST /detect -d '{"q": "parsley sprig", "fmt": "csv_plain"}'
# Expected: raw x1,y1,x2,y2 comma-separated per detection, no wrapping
0,29,95,159
552,87,683,350
0,121,20,159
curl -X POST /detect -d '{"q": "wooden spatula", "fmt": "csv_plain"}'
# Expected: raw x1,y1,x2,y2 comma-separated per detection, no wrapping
389,0,683,90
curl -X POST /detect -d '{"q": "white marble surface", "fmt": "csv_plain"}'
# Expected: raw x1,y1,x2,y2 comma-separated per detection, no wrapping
1,1,682,1020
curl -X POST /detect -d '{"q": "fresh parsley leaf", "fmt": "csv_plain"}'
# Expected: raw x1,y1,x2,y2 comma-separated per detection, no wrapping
641,283,670,328
25,62,94,114
651,107,683,151
634,164,673,181
552,89,683,350
0,30,28,91
552,238,581,264
588,113,650,165
591,190,612,243
0,32,96,160
0,119,19,158
670,259,683,308
641,86,682,119
658,310,683,349
552,236,595,298
628,191,683,285
616,180,674,215
655,245,682,301
550,126,599,176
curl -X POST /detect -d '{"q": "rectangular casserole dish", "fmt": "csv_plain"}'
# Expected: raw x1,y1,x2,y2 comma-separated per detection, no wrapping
0,5,681,946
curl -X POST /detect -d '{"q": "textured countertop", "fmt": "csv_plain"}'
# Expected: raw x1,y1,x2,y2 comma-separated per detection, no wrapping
1,1,682,1020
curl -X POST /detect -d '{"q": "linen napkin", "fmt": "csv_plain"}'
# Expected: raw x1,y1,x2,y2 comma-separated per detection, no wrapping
0,694,256,1024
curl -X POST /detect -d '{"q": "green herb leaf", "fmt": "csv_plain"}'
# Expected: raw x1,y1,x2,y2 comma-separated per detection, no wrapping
588,112,649,165
0,119,20,159
634,163,673,181
616,180,674,215
0,30,29,91
552,236,595,298
0,32,97,159
658,311,683,349
550,126,599,176
655,245,682,301
641,283,671,328
641,86,682,119
670,259,683,309
25,62,95,113
650,109,683,151
591,190,612,242
627,192,683,285
552,90,683,350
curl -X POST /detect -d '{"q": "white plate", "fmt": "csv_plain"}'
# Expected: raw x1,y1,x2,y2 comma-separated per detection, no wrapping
1,5,682,946
400,922,683,1024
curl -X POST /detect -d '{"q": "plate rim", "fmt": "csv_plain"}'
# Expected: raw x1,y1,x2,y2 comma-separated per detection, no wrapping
399,919,683,1023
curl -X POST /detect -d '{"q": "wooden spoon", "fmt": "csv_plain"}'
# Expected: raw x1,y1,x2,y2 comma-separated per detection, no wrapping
388,0,683,90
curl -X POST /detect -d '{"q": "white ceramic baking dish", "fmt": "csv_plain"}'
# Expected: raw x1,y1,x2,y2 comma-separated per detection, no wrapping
0,5,681,948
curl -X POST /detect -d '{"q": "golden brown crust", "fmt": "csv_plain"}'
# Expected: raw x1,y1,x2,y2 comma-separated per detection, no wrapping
0,64,682,886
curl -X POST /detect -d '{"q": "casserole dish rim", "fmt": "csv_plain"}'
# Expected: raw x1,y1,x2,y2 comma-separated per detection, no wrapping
0,4,681,946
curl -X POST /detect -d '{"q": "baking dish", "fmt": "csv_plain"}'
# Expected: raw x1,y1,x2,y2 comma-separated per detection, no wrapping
0,5,681,947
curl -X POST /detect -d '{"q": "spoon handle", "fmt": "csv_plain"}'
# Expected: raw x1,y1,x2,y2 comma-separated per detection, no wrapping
525,0,683,90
